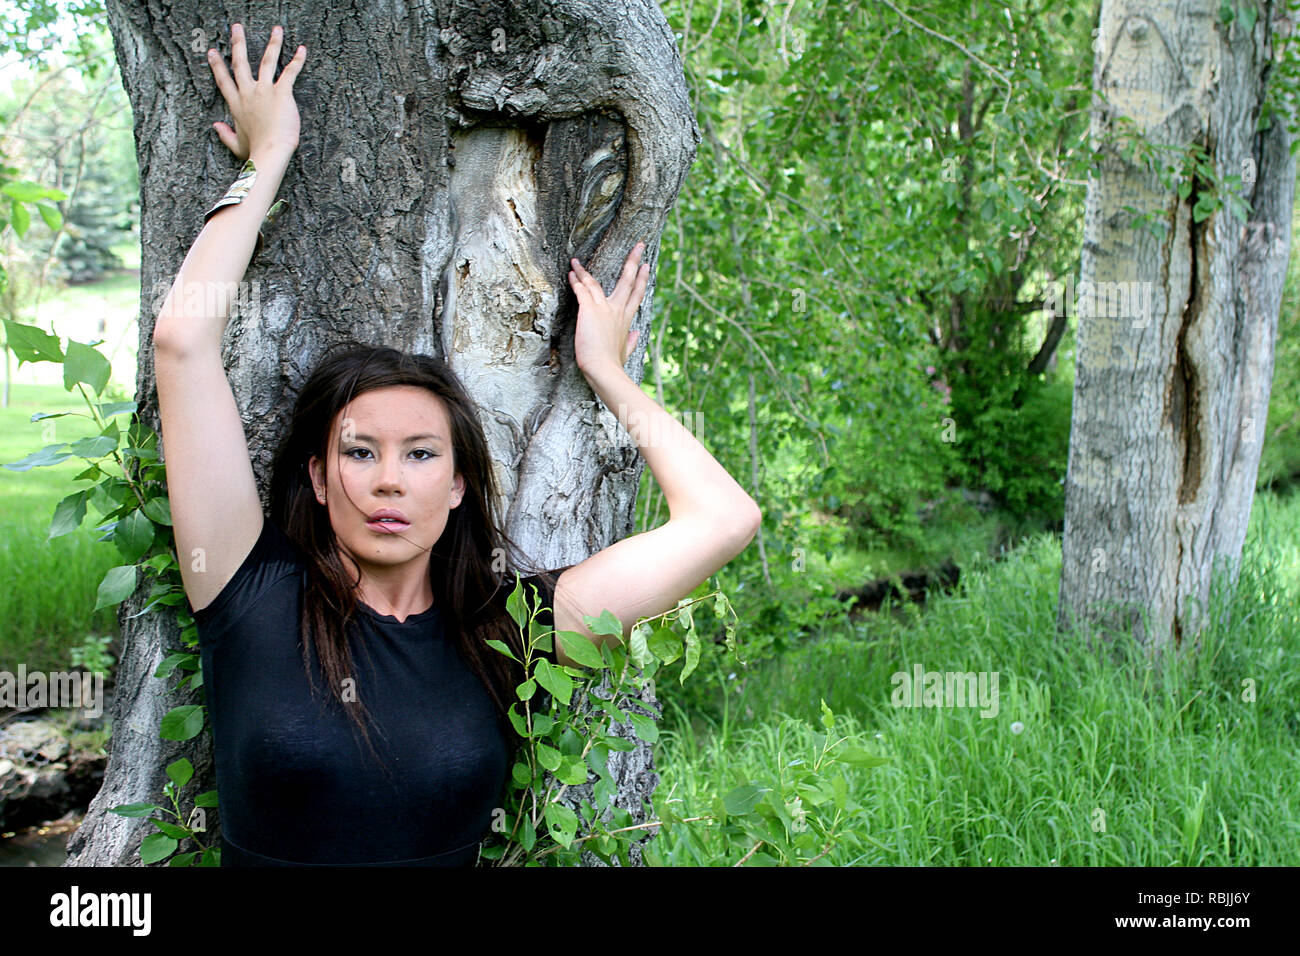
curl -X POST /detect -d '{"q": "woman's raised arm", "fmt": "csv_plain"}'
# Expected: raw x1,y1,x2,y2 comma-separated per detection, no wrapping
152,23,305,611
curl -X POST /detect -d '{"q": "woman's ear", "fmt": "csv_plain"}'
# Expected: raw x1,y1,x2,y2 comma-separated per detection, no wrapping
308,454,325,503
451,472,465,508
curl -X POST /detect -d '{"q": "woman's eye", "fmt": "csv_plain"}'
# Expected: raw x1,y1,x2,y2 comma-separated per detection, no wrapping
345,448,436,460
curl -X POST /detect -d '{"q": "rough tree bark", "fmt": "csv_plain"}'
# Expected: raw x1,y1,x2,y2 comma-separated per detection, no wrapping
1058,0,1294,651
65,0,698,866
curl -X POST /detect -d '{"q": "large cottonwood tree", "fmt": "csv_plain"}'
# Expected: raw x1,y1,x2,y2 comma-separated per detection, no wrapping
1059,0,1294,650
65,0,698,866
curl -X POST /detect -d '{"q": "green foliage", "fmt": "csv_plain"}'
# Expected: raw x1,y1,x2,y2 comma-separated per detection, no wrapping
0,153,68,295
650,0,1097,591
1258,181,1300,491
649,701,888,865
0,1,106,69
948,365,1073,520
0,25,138,289
68,633,114,675
651,489,1300,865
3,320,215,865
479,572,883,865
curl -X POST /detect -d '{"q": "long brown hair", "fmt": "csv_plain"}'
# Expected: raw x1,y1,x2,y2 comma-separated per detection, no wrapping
267,342,559,772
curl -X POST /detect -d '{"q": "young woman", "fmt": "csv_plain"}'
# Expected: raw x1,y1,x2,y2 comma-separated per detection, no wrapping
152,22,761,866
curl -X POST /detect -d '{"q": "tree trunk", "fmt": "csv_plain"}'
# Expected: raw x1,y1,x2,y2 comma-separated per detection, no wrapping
65,0,698,866
1058,0,1293,652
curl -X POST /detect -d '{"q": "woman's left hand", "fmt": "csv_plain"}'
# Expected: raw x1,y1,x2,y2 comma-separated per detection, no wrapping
570,243,650,374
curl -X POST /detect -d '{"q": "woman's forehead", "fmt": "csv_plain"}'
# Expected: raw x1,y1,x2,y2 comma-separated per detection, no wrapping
336,387,449,432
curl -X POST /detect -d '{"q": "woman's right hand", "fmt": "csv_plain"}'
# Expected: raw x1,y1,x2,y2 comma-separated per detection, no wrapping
207,22,306,162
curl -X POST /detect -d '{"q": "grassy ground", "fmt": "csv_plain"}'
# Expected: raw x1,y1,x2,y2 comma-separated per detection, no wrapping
0,383,128,672
645,488,1300,865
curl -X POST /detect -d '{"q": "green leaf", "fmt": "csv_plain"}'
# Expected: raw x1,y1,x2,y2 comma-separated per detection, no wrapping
4,442,71,471
583,608,625,639
159,704,204,741
168,852,198,866
139,832,178,865
114,509,156,563
97,400,137,418
835,746,890,768
543,803,579,847
723,782,772,816
556,629,606,669
629,712,659,743
93,565,137,611
154,651,193,680
512,761,532,786
1,320,63,364
507,703,529,736
195,790,219,808
531,712,555,736
10,199,29,237
49,491,88,538
67,434,119,458
1,180,67,202
142,496,172,526
556,754,589,785
629,623,651,668
680,627,701,683
647,626,681,664
519,814,537,852
486,639,519,662
151,819,190,839
515,678,537,701
533,658,573,706
505,574,527,627
820,698,835,730
37,202,61,231
832,774,848,811
63,340,111,394
166,757,194,787
109,802,164,818
537,743,561,772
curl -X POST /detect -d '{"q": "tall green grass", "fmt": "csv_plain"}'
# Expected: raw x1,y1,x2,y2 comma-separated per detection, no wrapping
1,384,126,672
647,489,1300,865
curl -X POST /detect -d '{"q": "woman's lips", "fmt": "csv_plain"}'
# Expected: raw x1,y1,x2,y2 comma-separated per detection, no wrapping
365,519,411,534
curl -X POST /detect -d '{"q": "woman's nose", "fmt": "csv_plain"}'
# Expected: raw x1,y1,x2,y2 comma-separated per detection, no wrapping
374,455,404,491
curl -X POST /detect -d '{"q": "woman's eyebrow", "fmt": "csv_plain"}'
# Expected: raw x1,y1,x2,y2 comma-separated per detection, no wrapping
349,432,445,444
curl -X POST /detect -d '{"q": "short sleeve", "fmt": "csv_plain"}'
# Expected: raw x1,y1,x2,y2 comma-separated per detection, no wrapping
192,517,305,646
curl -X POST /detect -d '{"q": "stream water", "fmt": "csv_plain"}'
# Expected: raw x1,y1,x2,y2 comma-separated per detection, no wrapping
0,816,78,866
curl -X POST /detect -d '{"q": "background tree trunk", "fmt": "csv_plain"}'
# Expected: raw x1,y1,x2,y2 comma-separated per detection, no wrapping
65,0,698,866
1058,0,1294,651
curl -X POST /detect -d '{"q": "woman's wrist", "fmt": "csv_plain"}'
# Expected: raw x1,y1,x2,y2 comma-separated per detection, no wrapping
202,148,294,258
247,146,295,182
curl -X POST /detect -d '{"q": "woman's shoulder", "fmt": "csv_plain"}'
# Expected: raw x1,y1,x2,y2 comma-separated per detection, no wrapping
193,515,307,644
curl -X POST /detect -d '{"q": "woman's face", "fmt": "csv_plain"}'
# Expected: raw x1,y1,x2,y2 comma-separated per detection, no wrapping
308,385,465,575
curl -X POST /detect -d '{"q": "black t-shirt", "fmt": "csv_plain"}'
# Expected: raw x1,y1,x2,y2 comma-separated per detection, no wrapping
193,516,565,867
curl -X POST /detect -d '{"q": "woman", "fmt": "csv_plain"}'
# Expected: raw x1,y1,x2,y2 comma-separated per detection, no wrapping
152,22,761,866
